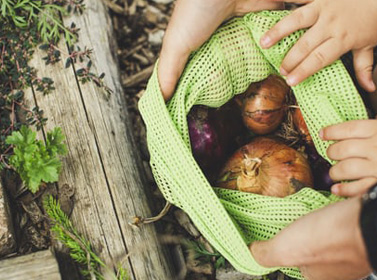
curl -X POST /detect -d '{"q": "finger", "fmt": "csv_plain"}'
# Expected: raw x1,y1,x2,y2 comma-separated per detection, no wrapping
280,24,328,75
320,120,377,141
271,0,313,3
285,38,343,86
326,139,370,161
331,177,377,197
353,48,376,92
329,158,377,181
158,44,190,101
260,4,318,49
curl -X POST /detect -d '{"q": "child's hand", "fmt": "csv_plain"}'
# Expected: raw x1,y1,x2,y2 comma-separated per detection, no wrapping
321,120,377,196
261,0,377,92
158,0,283,100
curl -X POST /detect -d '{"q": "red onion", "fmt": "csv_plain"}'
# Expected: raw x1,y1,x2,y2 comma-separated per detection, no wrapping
188,106,223,179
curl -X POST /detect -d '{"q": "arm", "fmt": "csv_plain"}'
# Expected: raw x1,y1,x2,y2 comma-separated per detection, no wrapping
261,0,377,92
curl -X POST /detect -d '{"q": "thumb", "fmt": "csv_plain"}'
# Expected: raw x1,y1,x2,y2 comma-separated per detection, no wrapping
249,239,284,268
158,42,190,101
353,48,376,92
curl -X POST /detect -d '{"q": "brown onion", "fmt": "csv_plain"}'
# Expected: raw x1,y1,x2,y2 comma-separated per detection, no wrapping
293,107,313,143
241,75,290,135
216,137,313,197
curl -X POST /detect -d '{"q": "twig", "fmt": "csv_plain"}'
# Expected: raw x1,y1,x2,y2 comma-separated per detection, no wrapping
122,64,154,88
102,0,127,15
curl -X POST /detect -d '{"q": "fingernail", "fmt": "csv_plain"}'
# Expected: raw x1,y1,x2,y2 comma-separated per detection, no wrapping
260,36,271,48
286,75,297,86
280,67,288,76
319,129,324,140
331,184,340,195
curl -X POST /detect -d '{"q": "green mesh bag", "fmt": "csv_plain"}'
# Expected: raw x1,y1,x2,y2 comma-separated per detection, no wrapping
139,11,368,279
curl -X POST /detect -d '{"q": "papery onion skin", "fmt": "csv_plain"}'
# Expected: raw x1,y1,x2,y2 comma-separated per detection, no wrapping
217,137,313,197
241,75,290,135
293,107,313,144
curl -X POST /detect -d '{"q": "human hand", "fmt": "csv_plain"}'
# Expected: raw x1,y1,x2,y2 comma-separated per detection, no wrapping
250,197,372,280
260,0,377,92
320,120,377,197
158,0,284,100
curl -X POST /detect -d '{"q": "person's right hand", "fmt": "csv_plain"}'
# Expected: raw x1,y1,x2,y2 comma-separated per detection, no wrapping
158,0,283,100
260,0,377,92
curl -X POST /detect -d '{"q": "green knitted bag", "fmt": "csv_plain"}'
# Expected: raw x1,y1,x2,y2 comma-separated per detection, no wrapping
139,11,367,279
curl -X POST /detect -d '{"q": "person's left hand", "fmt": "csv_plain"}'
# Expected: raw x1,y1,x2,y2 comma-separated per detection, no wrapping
321,119,377,197
250,197,372,280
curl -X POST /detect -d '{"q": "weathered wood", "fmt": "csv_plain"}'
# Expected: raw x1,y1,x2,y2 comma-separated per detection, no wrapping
0,178,15,257
22,1,175,279
0,249,61,280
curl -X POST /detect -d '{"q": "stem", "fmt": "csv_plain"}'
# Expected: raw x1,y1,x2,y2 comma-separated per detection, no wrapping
29,2,75,42
129,201,172,227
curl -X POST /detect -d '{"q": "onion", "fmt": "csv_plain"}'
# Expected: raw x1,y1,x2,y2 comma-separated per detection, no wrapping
217,137,313,197
241,75,290,135
312,157,333,191
188,101,249,181
304,142,333,191
293,107,313,143
188,106,223,179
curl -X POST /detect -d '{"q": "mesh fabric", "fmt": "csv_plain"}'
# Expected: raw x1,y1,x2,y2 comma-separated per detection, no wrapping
139,11,368,278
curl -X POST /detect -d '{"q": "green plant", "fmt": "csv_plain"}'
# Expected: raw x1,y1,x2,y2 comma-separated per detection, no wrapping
5,126,67,193
0,0,112,182
44,196,129,280
184,239,226,269
0,0,81,44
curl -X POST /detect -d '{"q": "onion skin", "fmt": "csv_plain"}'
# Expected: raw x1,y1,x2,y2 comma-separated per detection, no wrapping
217,137,313,197
188,106,223,178
293,107,313,143
304,142,334,191
241,75,290,135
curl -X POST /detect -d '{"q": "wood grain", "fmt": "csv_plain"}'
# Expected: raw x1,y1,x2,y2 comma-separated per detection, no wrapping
22,1,175,279
0,250,61,280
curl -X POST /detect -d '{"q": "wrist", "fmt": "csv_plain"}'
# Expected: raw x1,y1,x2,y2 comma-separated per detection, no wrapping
360,184,377,273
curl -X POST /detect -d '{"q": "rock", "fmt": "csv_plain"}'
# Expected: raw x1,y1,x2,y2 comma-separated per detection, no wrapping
144,6,165,24
0,179,16,256
148,29,165,46
216,266,262,280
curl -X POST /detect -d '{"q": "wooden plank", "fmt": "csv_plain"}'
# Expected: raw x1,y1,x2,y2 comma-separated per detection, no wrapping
0,178,15,257
0,249,61,280
22,1,175,279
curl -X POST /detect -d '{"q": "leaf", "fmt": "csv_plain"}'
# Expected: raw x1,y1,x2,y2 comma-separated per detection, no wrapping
6,126,67,193
65,58,72,68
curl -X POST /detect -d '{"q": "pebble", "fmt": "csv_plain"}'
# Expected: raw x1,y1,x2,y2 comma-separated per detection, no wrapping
148,29,165,46
151,0,174,4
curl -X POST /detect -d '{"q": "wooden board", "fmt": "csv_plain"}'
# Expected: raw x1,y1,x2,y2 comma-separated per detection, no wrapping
0,178,15,257
22,1,175,279
0,250,61,280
